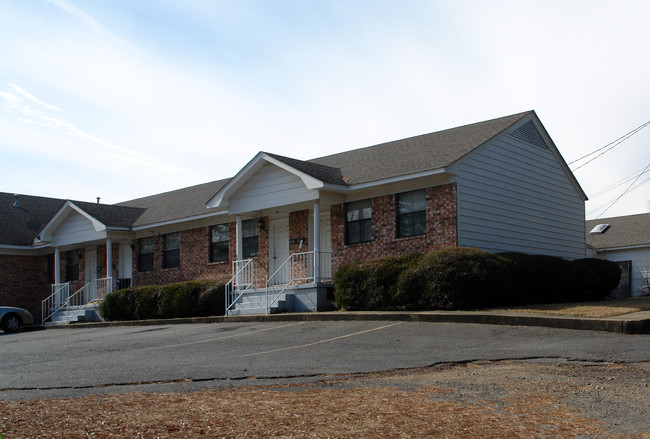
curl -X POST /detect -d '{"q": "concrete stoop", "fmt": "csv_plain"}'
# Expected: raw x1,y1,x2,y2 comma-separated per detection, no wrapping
228,283,335,316
45,305,103,326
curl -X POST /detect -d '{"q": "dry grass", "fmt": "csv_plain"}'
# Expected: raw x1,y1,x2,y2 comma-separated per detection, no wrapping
3,361,649,439
0,385,612,438
489,296,650,318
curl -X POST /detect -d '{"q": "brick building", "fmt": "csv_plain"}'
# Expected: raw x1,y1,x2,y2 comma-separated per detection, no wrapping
1,111,587,320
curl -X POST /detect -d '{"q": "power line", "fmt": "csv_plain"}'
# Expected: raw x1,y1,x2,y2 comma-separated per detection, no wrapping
590,166,650,197
587,176,650,216
569,119,650,171
594,161,650,219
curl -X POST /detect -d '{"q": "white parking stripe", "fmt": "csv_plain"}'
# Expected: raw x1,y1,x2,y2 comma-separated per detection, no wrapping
243,322,403,357
138,321,306,351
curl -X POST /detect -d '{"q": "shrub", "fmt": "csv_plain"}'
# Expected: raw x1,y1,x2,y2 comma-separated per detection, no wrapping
99,279,227,321
498,253,578,304
572,258,621,300
334,254,421,310
396,248,511,310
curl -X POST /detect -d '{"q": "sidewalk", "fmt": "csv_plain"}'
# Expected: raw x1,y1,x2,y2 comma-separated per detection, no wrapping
42,307,650,334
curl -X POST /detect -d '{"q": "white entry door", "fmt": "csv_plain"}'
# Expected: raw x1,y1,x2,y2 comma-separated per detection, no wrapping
269,218,290,283
85,247,98,282
119,244,133,286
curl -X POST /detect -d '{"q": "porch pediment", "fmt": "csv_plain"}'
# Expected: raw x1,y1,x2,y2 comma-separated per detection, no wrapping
39,201,108,247
207,153,344,214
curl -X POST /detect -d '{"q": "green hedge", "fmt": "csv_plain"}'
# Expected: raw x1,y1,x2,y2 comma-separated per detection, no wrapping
99,279,227,321
334,248,621,311
334,254,421,310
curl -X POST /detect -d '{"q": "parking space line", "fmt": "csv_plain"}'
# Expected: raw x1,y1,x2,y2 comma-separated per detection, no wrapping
243,322,403,357
138,321,306,351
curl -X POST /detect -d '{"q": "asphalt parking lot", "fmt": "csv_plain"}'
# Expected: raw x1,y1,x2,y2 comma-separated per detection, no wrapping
2,320,649,400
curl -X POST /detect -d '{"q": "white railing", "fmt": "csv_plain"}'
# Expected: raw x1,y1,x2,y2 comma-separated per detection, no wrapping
225,259,254,314
41,278,113,325
42,282,70,325
265,251,334,313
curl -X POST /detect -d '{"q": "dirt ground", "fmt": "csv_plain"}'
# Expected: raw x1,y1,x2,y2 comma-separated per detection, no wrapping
1,359,648,438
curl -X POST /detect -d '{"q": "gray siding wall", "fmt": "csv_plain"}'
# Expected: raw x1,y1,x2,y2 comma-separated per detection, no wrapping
451,133,586,259
599,247,650,297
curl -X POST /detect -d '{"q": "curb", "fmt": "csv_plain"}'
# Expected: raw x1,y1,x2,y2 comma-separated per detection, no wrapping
40,311,650,334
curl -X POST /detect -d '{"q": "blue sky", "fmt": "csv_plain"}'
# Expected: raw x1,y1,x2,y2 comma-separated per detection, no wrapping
0,0,648,219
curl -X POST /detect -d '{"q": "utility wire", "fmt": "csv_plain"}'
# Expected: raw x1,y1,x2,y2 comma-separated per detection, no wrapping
569,119,650,171
590,166,650,197
594,161,650,219
587,175,650,216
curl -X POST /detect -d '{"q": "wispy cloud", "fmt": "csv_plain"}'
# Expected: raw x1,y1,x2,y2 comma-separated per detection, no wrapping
0,83,185,174
42,0,127,46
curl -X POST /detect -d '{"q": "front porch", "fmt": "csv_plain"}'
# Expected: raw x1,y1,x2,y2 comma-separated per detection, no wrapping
226,250,336,315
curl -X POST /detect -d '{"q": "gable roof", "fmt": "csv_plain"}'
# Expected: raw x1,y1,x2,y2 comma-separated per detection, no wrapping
308,111,533,185
208,111,541,208
117,179,230,227
586,212,650,250
1,192,145,247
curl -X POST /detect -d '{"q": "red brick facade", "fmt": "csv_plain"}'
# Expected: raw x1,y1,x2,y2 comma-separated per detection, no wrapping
131,218,270,288
331,183,458,270
0,254,49,321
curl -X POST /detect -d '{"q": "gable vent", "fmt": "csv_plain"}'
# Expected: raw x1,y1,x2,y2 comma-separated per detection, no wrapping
511,120,548,149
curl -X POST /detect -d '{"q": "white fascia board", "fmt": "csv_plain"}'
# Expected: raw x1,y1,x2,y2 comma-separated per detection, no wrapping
206,153,267,208
38,201,106,242
130,210,228,231
596,243,650,252
206,153,326,208
0,243,51,255
320,168,448,193
261,154,324,190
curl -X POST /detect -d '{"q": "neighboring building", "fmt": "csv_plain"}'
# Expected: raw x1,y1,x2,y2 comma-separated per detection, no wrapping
587,213,650,297
0,110,588,320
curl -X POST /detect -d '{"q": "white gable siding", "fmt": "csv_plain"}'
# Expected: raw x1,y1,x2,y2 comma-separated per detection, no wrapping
452,134,586,259
229,163,318,214
599,247,650,297
51,211,106,247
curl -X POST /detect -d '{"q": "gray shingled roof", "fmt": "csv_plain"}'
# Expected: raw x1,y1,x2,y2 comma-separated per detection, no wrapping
308,111,532,185
0,192,145,246
586,213,650,249
2,111,538,245
117,179,230,227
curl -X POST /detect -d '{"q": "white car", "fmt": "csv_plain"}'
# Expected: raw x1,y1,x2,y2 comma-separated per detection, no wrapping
0,306,34,333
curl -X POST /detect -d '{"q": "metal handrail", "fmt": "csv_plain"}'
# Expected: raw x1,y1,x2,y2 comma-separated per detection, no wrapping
265,251,334,313
41,278,112,325
64,277,113,323
225,259,254,314
42,282,70,325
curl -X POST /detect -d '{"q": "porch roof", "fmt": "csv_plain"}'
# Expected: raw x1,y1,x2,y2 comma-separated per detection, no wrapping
0,192,145,247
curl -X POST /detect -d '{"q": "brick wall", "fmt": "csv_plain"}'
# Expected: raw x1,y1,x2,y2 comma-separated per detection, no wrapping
0,254,49,322
131,218,270,288
331,183,458,270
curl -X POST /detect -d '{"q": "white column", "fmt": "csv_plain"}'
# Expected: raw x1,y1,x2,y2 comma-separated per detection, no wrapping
106,238,113,293
313,202,320,282
236,216,243,261
106,238,112,278
54,247,61,285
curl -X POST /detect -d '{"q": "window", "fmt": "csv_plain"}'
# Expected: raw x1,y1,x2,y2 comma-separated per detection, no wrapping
210,224,229,262
242,219,259,258
138,237,154,272
65,251,79,281
346,199,372,244
163,232,180,269
397,189,426,238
